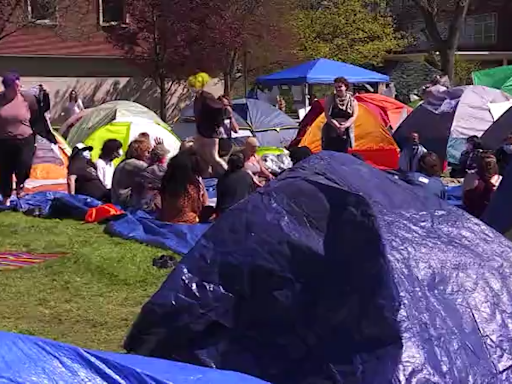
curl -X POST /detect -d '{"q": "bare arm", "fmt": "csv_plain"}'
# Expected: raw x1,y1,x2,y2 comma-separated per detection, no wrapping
324,95,339,128
258,156,274,179
67,175,77,194
342,100,359,129
230,112,239,133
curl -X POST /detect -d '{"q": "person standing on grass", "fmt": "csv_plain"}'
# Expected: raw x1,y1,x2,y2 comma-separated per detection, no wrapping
96,139,123,190
64,90,84,121
322,77,359,153
188,72,228,176
0,72,36,205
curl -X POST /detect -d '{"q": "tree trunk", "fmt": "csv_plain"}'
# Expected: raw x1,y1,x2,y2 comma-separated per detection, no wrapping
223,72,231,97
158,74,167,121
440,48,456,82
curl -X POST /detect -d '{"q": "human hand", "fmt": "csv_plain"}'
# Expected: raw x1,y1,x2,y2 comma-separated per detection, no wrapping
154,137,164,146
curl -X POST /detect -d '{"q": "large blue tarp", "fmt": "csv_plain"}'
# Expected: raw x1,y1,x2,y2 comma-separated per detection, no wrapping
124,152,512,383
256,58,389,85
0,191,211,255
0,331,268,384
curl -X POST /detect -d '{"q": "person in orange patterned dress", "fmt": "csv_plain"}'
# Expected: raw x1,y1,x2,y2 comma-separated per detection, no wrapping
159,148,209,224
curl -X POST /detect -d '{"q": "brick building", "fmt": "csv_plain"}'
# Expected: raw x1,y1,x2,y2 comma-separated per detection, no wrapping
389,0,512,67
0,0,191,123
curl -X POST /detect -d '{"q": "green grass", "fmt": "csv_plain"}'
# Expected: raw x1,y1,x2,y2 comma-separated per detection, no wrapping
0,212,170,351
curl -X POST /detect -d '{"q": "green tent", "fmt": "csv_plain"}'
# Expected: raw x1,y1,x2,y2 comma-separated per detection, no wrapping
472,66,512,96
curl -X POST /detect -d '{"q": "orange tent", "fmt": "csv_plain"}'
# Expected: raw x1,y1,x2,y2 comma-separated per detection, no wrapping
299,103,399,169
354,93,412,132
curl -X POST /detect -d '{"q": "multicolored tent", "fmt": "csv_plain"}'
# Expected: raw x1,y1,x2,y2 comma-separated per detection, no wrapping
61,101,181,163
394,85,512,164
291,94,411,169
24,131,70,194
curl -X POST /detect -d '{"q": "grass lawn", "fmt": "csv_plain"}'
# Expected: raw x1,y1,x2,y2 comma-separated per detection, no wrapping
0,211,170,352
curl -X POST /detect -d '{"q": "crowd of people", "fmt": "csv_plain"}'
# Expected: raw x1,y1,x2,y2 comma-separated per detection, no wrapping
0,70,509,224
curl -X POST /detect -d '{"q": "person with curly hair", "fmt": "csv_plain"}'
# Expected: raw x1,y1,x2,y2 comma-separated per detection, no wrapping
111,138,151,207
322,76,359,153
159,148,209,224
463,152,502,218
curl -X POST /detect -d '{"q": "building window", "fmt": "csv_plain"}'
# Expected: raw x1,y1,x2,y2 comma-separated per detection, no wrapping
99,0,125,25
28,0,57,23
463,14,497,45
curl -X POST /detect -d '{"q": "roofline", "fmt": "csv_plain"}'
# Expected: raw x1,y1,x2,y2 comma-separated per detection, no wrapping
0,54,124,59
387,51,512,60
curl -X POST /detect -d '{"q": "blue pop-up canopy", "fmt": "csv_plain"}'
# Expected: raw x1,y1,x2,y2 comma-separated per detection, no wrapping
256,58,389,85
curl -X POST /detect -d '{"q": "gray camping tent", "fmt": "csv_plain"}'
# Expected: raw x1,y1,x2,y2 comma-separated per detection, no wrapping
394,86,511,163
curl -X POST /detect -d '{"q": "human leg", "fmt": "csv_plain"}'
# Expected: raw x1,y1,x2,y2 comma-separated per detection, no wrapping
14,135,36,195
0,139,17,203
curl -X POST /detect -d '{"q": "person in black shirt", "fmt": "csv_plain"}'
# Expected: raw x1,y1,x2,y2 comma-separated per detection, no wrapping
215,152,256,215
67,143,109,202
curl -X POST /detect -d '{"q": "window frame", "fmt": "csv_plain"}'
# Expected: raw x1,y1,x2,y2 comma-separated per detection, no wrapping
98,0,126,26
27,0,58,25
463,13,497,46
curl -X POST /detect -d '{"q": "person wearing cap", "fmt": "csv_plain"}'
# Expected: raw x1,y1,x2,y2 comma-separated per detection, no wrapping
0,72,36,204
68,143,109,201
96,139,123,190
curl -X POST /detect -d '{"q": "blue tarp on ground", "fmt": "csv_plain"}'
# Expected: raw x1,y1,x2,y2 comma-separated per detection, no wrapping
256,58,389,85
124,152,512,383
0,331,268,384
0,191,212,255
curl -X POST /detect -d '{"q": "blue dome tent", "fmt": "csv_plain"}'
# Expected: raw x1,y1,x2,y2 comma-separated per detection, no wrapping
232,98,298,147
124,152,512,383
173,98,298,148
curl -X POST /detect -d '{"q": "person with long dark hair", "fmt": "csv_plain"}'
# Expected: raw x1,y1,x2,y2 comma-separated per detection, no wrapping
96,139,123,189
64,89,84,121
463,152,502,218
216,152,256,215
159,148,208,224
0,72,36,205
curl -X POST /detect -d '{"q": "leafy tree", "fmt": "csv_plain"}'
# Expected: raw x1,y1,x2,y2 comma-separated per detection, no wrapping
409,0,471,81
291,0,407,66
108,0,229,119
216,0,297,96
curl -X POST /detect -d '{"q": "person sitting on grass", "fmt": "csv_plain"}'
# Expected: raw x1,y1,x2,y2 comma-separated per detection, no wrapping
215,152,256,215
111,138,151,208
159,148,208,224
243,137,274,187
68,143,110,202
402,151,446,200
132,143,170,212
96,139,123,190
